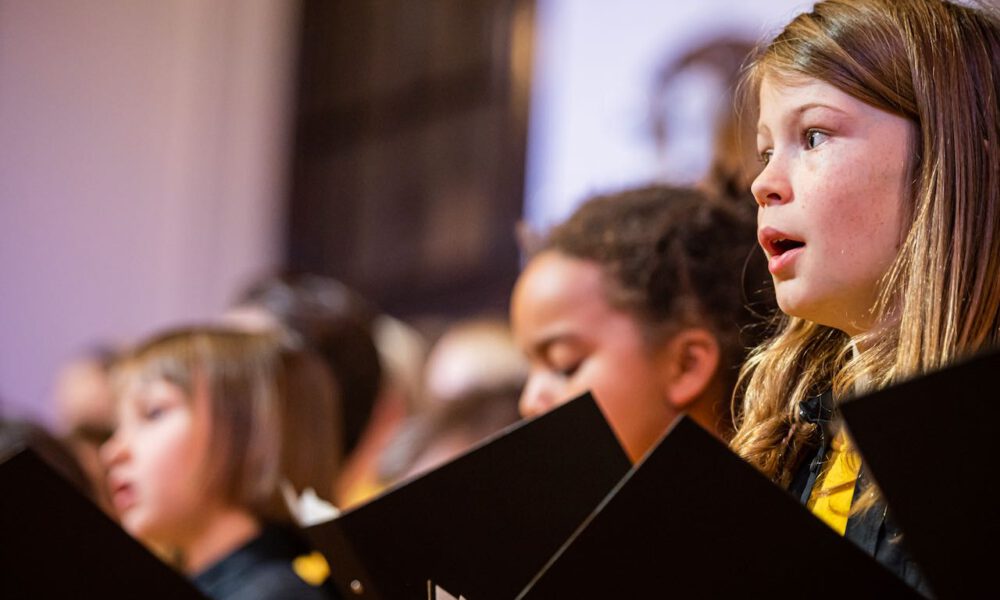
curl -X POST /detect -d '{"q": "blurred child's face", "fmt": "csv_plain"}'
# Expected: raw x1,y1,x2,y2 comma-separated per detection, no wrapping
511,251,680,462
752,75,912,335
54,358,116,514
102,377,214,548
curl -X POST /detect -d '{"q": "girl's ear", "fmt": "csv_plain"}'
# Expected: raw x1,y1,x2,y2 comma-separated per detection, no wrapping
656,328,721,410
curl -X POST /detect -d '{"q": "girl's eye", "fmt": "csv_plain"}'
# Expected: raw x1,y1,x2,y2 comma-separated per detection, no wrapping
758,149,773,166
143,405,167,421
805,129,829,149
556,362,581,378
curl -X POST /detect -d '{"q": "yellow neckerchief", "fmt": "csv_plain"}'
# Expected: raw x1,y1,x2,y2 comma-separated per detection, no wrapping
292,551,331,586
806,429,861,535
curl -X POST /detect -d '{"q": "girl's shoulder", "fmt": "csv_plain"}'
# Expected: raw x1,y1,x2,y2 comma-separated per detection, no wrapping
194,525,342,600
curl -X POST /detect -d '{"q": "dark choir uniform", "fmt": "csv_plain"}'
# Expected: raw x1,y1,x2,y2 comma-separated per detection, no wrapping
192,524,342,600
790,392,933,597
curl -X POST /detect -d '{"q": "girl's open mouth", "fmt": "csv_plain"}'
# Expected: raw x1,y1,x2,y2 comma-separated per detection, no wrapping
770,238,805,255
758,227,805,275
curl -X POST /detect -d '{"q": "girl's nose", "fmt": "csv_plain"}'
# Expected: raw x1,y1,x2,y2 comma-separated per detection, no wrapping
518,375,559,419
750,158,792,208
99,428,128,469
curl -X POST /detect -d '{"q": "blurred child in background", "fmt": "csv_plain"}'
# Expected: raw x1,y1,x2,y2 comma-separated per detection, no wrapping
101,327,342,599
378,317,526,485
512,185,771,461
52,345,119,513
227,273,428,507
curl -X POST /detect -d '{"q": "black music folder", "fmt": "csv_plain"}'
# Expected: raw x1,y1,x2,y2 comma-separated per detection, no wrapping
841,348,1000,600
516,416,920,599
0,447,206,599
305,392,631,600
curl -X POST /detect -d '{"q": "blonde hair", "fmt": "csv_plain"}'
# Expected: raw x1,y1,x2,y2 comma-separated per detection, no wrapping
114,327,341,522
732,0,1000,489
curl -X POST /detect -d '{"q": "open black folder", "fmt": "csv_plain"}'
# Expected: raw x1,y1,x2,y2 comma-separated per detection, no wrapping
517,416,921,599
841,348,1000,600
0,446,206,599
305,392,631,600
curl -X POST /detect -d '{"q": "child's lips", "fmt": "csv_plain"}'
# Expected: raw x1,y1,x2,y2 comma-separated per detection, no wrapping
758,226,805,276
110,480,136,512
768,245,804,275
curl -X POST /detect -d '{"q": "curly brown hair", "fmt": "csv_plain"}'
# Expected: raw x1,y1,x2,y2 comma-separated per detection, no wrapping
542,185,773,398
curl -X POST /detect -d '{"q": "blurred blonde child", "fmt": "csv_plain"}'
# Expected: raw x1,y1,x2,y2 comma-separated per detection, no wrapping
102,327,342,599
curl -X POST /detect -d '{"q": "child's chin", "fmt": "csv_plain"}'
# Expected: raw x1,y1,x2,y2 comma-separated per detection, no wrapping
773,289,805,318
122,513,155,541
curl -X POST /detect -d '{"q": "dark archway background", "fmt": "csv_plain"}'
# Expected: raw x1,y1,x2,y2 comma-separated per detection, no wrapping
287,0,535,319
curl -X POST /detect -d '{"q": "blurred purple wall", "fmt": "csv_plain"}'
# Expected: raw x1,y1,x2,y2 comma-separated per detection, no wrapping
0,1,298,424
0,0,825,425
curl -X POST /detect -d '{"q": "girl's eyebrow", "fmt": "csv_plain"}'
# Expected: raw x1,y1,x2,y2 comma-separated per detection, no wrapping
758,102,849,135
796,102,849,116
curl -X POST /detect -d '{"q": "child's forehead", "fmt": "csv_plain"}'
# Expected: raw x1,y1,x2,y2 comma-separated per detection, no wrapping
117,373,185,403
756,75,864,130
112,355,197,400
758,72,836,102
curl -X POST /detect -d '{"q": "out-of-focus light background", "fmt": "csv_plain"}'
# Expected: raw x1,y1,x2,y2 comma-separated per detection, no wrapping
0,0,809,425
525,0,808,229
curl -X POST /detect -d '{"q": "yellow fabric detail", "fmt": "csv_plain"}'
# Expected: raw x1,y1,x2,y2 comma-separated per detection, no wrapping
339,473,386,509
292,551,331,587
806,431,861,535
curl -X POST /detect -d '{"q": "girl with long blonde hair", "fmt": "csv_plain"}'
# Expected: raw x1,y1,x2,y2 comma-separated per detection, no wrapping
731,0,999,593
